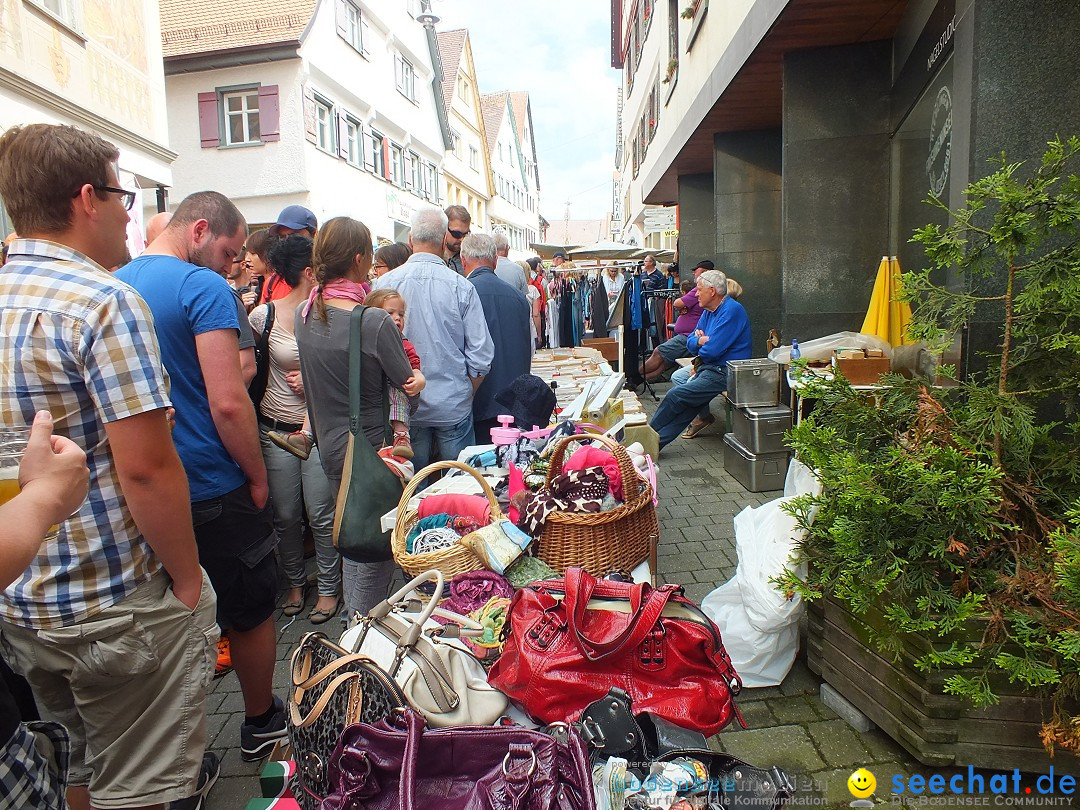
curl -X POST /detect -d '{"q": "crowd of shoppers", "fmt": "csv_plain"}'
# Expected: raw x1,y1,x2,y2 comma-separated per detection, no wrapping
0,121,747,809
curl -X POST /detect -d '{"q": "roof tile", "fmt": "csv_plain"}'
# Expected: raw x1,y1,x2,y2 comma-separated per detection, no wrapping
160,0,317,58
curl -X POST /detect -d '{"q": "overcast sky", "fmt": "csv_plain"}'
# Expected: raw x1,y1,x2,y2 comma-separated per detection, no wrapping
434,0,618,223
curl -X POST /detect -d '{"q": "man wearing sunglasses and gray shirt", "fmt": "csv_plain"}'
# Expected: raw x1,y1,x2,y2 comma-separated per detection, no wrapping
444,204,471,276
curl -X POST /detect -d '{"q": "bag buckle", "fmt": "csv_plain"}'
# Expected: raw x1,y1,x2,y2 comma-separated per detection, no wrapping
527,610,564,649
639,623,666,669
579,715,607,748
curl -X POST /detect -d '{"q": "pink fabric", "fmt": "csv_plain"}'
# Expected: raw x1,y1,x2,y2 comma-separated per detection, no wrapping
300,278,368,321
563,446,623,500
417,493,491,524
507,463,525,524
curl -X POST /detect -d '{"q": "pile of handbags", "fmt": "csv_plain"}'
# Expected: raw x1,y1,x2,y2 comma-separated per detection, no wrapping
286,568,793,810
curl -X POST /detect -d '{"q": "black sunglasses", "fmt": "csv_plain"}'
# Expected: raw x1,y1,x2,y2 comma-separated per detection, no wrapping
448,228,470,239
73,185,136,211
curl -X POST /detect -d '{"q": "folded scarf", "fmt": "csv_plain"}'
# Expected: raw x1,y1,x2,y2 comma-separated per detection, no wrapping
418,494,491,524
436,570,514,621
518,466,609,537
563,445,623,500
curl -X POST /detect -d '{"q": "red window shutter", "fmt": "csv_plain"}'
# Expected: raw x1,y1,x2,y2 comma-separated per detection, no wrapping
258,85,280,142
198,92,220,148
382,137,391,180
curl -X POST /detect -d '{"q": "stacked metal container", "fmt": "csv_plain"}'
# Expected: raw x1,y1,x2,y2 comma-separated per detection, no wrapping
722,359,792,492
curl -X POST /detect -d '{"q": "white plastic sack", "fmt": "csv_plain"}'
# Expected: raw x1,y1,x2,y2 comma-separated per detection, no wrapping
702,495,807,687
767,331,893,365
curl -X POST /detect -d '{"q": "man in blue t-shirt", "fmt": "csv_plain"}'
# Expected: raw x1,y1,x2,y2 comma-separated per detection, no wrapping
649,269,752,451
117,191,286,761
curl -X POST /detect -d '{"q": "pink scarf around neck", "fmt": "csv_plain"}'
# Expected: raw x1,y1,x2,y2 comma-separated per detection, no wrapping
301,278,370,321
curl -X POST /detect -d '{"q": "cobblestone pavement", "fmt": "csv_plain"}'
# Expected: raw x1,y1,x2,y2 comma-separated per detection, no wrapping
203,381,927,809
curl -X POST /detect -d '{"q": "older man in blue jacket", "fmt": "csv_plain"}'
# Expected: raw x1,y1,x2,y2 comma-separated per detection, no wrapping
649,269,752,451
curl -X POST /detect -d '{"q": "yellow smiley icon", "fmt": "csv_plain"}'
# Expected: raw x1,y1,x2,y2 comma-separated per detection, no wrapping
848,768,876,798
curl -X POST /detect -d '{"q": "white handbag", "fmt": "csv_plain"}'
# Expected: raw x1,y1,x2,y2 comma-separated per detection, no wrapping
338,570,509,727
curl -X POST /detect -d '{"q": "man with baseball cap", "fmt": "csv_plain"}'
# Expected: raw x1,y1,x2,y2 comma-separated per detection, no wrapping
261,205,317,303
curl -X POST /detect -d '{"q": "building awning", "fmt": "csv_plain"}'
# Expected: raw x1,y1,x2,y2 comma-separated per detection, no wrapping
643,0,908,204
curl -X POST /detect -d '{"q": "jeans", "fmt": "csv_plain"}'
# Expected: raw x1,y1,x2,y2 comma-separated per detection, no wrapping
260,428,340,595
650,366,728,450
341,558,396,617
670,365,713,423
410,413,476,471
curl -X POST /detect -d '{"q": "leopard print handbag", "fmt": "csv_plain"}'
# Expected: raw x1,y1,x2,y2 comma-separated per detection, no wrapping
287,631,406,810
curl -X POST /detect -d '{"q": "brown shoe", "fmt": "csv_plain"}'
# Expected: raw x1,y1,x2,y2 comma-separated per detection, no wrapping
268,430,313,460
680,414,715,439
391,431,414,459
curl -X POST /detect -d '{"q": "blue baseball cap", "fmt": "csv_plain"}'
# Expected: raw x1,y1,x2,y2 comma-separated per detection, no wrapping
272,205,317,234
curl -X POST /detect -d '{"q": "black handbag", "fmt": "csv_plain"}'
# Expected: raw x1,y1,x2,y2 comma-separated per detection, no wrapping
286,632,407,810
332,306,403,562
248,301,275,406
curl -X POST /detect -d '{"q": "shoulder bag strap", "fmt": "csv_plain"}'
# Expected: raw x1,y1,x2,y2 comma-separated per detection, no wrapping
348,305,366,438
564,568,676,662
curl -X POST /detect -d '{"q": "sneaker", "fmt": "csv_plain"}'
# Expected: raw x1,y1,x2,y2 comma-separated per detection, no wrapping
268,430,313,460
240,695,288,762
168,752,220,810
214,635,232,678
391,431,413,459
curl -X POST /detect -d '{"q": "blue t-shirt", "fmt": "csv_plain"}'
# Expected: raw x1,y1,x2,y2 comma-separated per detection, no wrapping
116,255,247,501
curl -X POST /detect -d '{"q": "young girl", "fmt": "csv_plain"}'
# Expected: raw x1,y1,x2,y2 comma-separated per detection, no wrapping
364,289,424,459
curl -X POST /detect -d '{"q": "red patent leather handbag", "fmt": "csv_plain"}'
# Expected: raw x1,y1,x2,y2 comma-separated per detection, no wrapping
488,568,745,736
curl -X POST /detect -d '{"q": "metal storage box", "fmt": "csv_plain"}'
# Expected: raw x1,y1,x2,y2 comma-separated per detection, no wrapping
725,359,780,406
731,403,792,455
723,433,789,492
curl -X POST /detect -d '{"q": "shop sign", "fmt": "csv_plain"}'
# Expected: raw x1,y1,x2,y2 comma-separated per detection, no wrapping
926,85,953,197
892,0,958,130
386,189,416,224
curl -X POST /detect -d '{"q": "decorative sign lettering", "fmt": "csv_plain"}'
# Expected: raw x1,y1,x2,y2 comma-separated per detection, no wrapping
926,85,953,197
927,15,957,74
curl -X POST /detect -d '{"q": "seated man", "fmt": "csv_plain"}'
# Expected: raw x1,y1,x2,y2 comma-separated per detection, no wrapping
649,269,752,451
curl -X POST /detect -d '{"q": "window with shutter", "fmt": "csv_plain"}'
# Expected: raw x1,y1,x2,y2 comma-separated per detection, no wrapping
363,125,379,173
314,96,335,154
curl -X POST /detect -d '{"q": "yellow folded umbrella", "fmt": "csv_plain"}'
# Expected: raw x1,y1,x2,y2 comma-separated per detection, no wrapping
860,255,913,347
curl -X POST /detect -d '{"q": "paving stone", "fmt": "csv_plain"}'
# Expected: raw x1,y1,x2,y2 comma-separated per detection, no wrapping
719,725,826,774
779,659,821,696
732,696,775,730
215,691,246,715
215,746,265,779
739,685,784,702
770,695,823,725
210,711,245,753
807,719,872,769
206,774,262,810
820,682,874,732
859,728,909,764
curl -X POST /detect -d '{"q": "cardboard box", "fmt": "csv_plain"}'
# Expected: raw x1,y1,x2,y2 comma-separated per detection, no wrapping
259,760,296,799
832,349,891,384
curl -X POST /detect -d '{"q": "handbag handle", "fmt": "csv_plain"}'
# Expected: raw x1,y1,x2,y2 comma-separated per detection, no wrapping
398,708,426,808
563,568,676,662
367,569,445,627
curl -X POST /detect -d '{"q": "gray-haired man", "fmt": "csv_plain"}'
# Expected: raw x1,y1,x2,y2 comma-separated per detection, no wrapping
648,270,753,451
374,207,493,469
492,230,529,296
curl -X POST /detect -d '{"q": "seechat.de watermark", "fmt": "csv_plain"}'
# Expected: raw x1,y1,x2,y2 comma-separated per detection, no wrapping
844,765,1077,807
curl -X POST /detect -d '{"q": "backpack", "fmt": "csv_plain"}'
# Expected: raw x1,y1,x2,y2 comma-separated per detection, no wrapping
248,302,275,408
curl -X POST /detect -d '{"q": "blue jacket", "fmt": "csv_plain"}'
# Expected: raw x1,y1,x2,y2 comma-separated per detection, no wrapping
466,266,533,422
687,296,752,368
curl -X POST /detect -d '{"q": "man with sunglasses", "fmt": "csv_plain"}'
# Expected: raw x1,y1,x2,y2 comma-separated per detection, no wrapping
445,204,471,275
0,124,219,809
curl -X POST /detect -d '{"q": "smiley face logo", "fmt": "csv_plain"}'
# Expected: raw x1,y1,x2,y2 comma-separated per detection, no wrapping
848,768,876,798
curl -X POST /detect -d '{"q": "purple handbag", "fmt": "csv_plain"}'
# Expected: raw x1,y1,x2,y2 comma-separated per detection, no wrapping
320,709,596,810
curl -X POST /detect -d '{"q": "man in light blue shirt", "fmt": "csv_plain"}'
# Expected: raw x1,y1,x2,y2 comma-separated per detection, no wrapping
492,231,529,297
374,208,494,468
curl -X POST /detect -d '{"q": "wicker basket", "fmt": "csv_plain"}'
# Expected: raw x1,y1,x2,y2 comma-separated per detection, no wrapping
535,433,659,576
391,460,496,578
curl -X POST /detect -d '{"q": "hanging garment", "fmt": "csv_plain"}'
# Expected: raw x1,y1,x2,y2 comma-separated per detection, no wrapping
591,279,610,337
629,273,643,331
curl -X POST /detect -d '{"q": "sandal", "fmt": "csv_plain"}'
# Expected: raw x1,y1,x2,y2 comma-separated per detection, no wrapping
680,414,715,439
309,597,342,625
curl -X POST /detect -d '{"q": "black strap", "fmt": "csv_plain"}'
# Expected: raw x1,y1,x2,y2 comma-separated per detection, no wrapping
263,301,275,343
347,306,393,446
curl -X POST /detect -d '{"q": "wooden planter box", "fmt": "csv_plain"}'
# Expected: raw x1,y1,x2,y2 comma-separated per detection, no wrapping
807,597,1080,776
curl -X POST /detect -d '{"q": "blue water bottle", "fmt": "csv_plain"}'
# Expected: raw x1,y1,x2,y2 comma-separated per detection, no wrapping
790,339,801,361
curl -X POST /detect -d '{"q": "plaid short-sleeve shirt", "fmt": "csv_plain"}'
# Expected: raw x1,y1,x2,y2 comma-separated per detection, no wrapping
0,239,171,629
